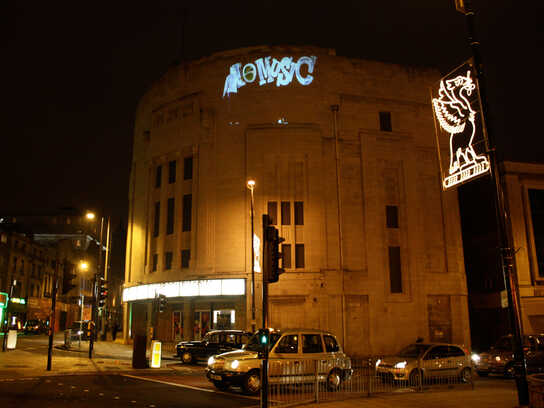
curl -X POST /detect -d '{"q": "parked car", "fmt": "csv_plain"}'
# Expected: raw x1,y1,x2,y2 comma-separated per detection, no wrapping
473,334,544,377
206,328,352,395
23,319,48,335
176,330,252,364
69,321,94,341
376,343,472,385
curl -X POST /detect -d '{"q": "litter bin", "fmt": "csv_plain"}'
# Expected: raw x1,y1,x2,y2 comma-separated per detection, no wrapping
132,334,147,369
529,374,544,408
64,329,72,348
7,329,17,349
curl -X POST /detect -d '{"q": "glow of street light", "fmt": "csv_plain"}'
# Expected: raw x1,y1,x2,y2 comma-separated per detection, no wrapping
247,179,256,190
85,212,96,220
79,261,89,271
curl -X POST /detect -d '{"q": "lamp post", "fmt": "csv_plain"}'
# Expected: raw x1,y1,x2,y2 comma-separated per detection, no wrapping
78,260,89,348
247,179,256,333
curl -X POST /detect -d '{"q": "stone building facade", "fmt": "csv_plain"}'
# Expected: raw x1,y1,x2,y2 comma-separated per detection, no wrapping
123,46,470,356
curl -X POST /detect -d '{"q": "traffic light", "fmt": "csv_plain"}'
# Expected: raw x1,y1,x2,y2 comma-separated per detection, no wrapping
263,225,285,283
257,328,269,345
97,277,107,308
158,294,168,313
61,268,77,295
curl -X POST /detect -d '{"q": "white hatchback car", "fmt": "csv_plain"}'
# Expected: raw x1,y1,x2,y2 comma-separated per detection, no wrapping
206,328,352,394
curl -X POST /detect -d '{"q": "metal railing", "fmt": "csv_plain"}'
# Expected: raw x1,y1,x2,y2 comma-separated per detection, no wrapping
266,356,474,407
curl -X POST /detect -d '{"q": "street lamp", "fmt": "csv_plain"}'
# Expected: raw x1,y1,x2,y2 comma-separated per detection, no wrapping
247,179,256,333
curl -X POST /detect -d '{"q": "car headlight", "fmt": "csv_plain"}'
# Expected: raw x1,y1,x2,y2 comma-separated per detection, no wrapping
375,359,381,368
471,353,480,363
394,361,407,369
208,356,215,366
228,360,239,370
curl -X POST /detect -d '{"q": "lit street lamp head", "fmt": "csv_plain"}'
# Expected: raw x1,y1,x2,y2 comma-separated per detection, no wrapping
247,179,256,190
85,212,96,220
79,261,89,271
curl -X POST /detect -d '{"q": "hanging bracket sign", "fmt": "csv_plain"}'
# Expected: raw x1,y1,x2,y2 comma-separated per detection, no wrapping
431,62,490,190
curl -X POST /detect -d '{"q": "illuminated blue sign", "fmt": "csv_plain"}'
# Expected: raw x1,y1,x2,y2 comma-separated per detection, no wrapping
223,56,317,98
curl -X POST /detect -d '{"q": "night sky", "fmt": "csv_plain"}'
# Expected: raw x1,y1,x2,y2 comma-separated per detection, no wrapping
4,1,542,224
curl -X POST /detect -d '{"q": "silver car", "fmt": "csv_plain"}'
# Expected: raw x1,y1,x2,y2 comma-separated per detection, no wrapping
206,328,352,394
376,343,472,385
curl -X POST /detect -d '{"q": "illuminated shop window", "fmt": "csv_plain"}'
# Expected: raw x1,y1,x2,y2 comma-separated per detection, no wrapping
165,252,173,270
168,160,176,184
282,244,291,269
182,194,192,232
167,198,175,235
267,202,278,225
281,202,291,225
388,246,402,293
379,111,392,132
181,249,190,269
152,254,158,272
184,156,193,180
386,205,399,228
153,201,160,237
295,244,305,269
155,165,162,188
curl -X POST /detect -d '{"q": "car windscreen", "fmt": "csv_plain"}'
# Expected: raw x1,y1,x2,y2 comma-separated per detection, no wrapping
398,344,431,358
243,332,281,352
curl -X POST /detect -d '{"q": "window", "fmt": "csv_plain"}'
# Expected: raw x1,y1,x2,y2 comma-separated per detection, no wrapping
449,346,466,357
184,156,193,180
388,246,402,293
12,257,17,272
153,201,160,237
164,252,173,270
386,205,399,228
282,244,292,269
152,254,158,272
267,202,278,225
182,194,192,231
425,346,449,360
528,189,544,277
379,111,392,132
295,244,305,268
181,249,190,268
275,334,298,354
324,335,340,352
281,202,291,225
155,165,162,188
168,160,176,183
303,334,323,353
167,198,175,235
294,201,304,225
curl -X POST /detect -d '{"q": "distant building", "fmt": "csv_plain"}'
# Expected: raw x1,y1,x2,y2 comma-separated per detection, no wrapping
460,161,544,350
124,46,470,355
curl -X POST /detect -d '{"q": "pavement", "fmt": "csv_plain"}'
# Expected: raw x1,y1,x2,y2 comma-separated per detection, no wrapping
0,333,525,408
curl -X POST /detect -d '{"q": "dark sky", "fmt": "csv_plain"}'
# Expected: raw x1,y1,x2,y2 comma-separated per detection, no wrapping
4,1,542,224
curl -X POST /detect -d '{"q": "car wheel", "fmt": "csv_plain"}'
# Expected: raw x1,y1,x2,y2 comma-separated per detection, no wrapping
327,369,342,391
212,380,229,391
476,371,488,377
460,367,472,383
505,364,515,378
409,369,423,387
181,351,193,364
242,370,261,395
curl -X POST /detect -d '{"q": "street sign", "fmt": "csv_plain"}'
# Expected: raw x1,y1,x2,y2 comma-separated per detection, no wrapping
431,61,490,190
0,292,7,309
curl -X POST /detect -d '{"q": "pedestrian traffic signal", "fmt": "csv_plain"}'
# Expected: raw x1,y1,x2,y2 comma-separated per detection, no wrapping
97,277,107,308
158,294,168,313
263,225,285,283
257,328,269,345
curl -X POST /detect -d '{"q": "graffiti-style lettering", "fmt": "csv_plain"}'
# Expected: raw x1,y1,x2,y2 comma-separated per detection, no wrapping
223,55,317,98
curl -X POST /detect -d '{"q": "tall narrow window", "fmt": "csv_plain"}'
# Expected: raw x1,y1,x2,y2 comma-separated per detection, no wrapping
155,165,162,188
181,249,190,268
268,202,278,225
182,194,192,232
389,246,402,293
184,156,193,180
164,252,173,270
167,198,175,234
152,254,158,272
281,202,291,225
168,160,176,183
153,201,160,237
294,201,304,225
386,205,399,228
379,111,392,132
295,244,305,268
282,244,292,269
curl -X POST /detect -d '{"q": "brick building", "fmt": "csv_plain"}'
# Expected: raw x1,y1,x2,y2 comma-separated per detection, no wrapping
123,46,470,356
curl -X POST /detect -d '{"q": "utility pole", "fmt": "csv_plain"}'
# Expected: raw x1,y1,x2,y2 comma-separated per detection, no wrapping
47,276,58,371
456,1,529,404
